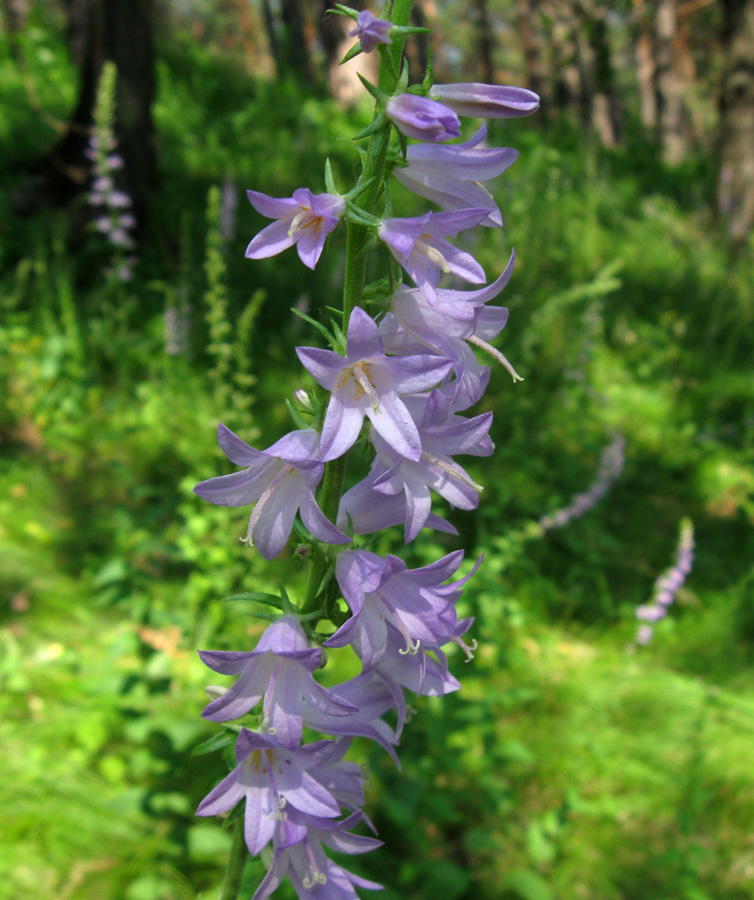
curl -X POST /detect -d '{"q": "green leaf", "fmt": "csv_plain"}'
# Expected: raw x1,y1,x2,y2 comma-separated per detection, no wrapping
221,592,283,607
191,728,238,758
503,870,554,900
324,158,338,195
353,112,388,141
290,308,338,349
340,42,362,65
357,73,389,105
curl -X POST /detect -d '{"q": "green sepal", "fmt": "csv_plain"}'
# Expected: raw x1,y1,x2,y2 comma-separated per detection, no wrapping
396,60,410,94
421,46,434,92
330,317,347,353
324,158,339,196
353,112,389,141
340,42,363,65
344,175,377,202
223,801,246,828
291,308,338,350
332,3,360,20
353,231,379,261
286,397,311,430
345,202,381,227
357,74,390,106
191,726,241,758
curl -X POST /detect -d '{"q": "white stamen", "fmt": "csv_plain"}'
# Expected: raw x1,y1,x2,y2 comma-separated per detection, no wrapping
454,635,478,662
468,334,524,382
414,237,450,273
421,450,483,492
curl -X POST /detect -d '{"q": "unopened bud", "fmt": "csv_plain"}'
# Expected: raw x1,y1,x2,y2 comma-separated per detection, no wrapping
293,389,314,411
205,685,227,701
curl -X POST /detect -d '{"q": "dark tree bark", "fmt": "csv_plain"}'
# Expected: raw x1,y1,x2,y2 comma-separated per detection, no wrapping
632,0,658,128
717,0,754,241
317,0,342,70
516,0,548,104
474,0,495,84
33,0,156,228
280,0,313,80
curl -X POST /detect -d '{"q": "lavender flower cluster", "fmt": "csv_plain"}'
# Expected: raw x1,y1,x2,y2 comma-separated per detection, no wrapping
635,518,695,645
87,62,137,282
192,9,539,898
539,433,626,531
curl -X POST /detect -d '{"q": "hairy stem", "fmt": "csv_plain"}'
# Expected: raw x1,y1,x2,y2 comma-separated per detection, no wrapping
219,818,248,900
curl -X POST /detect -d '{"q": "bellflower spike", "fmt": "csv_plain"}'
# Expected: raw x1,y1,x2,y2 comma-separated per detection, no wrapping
385,93,461,142
349,10,392,53
195,730,343,856
378,208,488,304
394,124,518,226
193,425,349,560
198,615,357,747
246,188,345,270
296,306,452,462
429,83,541,119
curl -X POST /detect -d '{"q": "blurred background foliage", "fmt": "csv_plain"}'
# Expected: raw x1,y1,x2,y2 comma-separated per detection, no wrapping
1,0,753,899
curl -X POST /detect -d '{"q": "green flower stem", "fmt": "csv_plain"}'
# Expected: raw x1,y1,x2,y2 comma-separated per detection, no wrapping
219,818,247,900
301,0,415,618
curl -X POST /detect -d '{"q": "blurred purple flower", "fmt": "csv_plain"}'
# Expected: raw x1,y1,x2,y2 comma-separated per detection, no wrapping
349,10,392,53
385,93,461,142
245,188,345,270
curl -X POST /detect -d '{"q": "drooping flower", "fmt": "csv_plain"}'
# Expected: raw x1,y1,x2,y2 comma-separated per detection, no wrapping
348,10,392,53
367,389,494,542
378,208,488,303
385,93,461,142
325,548,480,670
193,425,349,560
296,306,452,462
429,82,540,119
198,616,356,747
195,730,344,856
245,188,345,270
394,124,518,226
253,811,383,900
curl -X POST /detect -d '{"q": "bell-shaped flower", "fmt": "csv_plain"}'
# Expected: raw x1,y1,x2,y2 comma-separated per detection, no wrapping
348,10,392,53
296,306,451,462
303,671,403,764
371,620,465,696
325,549,480,670
394,124,518,226
368,389,493,542
429,83,540,119
245,188,345,270
253,811,383,900
378,208,488,304
338,464,458,539
198,616,357,748
194,425,349,560
195,730,343,856
385,93,461,142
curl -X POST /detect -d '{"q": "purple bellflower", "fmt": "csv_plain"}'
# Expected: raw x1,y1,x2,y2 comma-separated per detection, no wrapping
367,389,494,542
385,93,461,142
394,124,518,226
195,730,345,856
198,615,357,748
378,208,488,303
252,811,383,900
338,464,459,539
246,188,345,270
193,425,349,560
325,548,480,670
429,83,541,119
349,10,392,53
296,306,452,462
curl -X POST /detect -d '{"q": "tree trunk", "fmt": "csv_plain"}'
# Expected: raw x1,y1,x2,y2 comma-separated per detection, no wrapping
473,0,495,83
516,0,547,104
632,0,658,128
280,0,313,81
654,0,687,163
34,0,156,228
717,0,754,242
